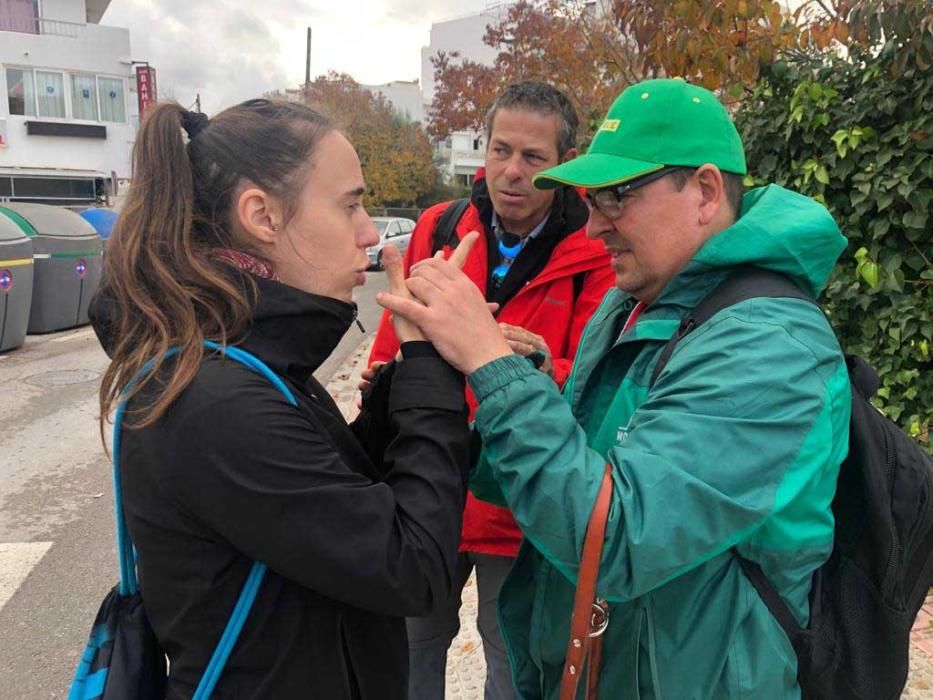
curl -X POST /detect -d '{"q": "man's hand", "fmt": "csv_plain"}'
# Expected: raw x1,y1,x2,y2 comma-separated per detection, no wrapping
499,323,554,378
377,232,513,375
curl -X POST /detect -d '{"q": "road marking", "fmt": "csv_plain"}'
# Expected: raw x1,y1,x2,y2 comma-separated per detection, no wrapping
0,541,52,612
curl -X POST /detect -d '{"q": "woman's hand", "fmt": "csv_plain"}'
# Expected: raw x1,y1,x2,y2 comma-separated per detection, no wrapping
381,245,424,344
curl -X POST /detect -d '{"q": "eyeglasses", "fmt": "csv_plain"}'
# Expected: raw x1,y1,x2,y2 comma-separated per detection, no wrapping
585,166,687,220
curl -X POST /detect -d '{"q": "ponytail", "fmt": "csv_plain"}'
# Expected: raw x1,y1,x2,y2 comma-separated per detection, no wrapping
98,99,331,435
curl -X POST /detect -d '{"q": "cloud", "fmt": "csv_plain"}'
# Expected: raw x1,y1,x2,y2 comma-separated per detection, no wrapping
382,0,487,23
102,0,498,113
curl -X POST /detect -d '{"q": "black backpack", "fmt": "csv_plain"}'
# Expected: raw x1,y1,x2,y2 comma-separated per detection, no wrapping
651,266,933,700
430,197,471,256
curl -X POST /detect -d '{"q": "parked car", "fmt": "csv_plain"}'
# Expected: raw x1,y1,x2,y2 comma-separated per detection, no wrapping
367,217,416,270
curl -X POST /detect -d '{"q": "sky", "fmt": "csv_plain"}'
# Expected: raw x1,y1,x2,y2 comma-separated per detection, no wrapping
102,0,498,115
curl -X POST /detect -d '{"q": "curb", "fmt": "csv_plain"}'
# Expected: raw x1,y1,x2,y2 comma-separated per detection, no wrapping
325,335,376,423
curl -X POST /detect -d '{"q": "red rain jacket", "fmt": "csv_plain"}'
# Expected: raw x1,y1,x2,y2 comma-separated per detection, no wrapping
370,176,613,556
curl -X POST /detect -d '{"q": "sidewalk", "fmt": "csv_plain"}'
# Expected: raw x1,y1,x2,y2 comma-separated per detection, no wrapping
326,337,933,699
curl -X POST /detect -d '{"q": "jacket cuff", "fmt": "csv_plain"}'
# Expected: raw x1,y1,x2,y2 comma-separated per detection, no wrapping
400,341,440,360
389,356,466,413
468,354,536,402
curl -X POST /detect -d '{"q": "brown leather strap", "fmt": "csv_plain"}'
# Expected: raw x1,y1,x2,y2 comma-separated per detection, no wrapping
587,633,605,699
560,464,613,700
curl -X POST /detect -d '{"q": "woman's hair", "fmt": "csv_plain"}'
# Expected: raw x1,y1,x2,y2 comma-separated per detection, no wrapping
98,99,332,434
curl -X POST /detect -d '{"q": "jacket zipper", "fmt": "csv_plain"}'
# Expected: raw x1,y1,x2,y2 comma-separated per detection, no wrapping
564,292,618,406
644,602,664,700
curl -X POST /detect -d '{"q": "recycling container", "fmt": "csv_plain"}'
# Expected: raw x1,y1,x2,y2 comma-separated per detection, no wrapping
0,210,34,351
1,203,103,333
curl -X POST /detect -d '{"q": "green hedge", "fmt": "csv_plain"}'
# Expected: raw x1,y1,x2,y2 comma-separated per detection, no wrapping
735,45,932,450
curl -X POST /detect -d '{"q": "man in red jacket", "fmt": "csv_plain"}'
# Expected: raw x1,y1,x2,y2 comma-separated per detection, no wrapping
368,81,613,700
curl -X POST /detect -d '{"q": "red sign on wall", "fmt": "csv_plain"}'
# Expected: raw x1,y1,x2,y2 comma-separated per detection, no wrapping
135,66,158,118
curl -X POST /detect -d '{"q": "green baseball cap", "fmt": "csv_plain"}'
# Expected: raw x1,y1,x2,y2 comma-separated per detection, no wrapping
534,78,747,190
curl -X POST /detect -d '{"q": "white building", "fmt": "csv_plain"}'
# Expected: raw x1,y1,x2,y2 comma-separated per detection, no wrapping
360,79,423,124
419,11,500,108
421,5,509,187
0,0,137,206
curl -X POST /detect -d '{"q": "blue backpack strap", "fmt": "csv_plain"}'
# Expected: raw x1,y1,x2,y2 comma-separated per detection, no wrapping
113,349,182,596
112,341,298,698
193,560,267,700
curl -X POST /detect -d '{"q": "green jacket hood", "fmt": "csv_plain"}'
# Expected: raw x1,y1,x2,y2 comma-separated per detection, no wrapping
692,184,847,297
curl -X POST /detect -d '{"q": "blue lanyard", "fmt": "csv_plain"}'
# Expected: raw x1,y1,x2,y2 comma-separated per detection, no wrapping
492,236,524,287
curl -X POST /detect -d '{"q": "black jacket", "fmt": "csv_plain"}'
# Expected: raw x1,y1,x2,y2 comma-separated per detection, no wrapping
90,276,470,699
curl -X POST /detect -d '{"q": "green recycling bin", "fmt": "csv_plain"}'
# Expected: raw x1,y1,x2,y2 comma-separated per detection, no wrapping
1,203,104,333
0,210,34,351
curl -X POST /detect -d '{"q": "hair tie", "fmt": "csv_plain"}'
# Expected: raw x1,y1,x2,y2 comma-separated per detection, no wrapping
181,110,209,140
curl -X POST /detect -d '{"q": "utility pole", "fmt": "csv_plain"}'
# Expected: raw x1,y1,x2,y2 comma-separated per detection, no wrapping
304,27,312,102
195,93,201,113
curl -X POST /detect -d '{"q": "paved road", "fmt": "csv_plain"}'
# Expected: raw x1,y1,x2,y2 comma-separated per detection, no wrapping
0,272,386,699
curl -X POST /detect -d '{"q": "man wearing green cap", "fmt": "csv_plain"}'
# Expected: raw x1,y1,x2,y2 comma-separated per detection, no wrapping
378,78,851,698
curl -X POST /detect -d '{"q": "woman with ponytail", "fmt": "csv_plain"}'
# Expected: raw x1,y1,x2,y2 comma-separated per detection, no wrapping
90,99,472,698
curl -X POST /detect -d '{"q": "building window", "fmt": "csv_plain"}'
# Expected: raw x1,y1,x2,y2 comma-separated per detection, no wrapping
473,137,481,151
6,67,36,116
71,74,99,121
5,67,126,123
0,0,39,34
35,71,66,118
97,77,125,123
12,176,96,200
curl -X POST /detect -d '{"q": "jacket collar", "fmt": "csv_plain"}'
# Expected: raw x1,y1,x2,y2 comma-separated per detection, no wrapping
237,275,357,385
89,273,355,387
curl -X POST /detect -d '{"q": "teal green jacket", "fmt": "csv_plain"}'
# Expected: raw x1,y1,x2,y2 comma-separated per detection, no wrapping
468,185,851,699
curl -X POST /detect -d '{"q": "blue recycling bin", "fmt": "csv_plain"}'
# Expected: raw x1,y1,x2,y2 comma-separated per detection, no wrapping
80,208,118,244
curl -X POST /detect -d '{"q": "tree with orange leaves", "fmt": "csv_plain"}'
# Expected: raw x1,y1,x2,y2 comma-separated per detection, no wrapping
427,1,631,145
426,0,901,146
273,73,438,209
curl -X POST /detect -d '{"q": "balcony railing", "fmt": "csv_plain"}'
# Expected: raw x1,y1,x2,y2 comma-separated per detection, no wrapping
0,16,84,38
451,149,485,166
